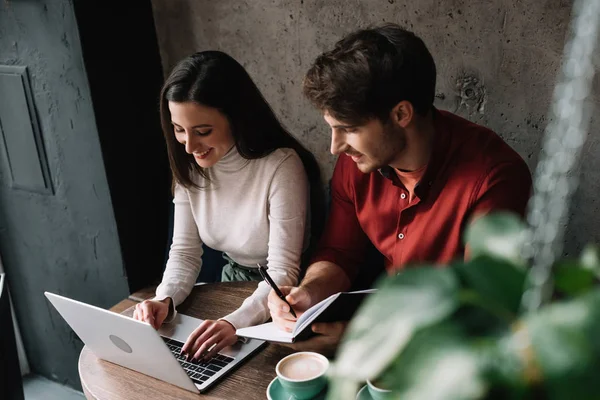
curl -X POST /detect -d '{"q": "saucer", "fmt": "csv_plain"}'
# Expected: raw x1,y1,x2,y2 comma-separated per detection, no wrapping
356,384,372,400
267,377,327,400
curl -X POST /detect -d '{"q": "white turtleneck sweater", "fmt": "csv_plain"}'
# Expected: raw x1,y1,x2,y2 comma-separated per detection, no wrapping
155,146,309,329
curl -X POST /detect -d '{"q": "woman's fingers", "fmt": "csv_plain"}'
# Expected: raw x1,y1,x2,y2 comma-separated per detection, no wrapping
203,334,237,361
200,321,237,360
134,302,147,323
191,332,222,361
133,303,142,320
135,308,239,360
154,302,169,328
185,320,237,361
143,303,157,328
133,301,161,328
182,320,210,355
191,322,226,353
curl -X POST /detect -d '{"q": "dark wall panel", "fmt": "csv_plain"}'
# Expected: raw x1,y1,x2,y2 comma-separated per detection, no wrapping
0,0,167,389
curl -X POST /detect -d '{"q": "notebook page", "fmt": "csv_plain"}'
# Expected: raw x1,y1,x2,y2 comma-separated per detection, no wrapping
292,293,340,336
236,322,293,343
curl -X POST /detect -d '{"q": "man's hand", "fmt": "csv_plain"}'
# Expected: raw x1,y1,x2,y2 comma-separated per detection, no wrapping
285,322,347,357
181,320,238,361
267,286,313,332
133,298,171,329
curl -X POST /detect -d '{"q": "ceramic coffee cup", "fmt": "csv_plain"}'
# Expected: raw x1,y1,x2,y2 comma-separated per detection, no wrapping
366,379,393,400
275,352,329,399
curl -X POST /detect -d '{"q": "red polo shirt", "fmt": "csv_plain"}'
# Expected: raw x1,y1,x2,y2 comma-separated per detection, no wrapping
312,109,532,280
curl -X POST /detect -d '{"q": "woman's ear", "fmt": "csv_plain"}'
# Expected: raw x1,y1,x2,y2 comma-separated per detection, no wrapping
390,101,414,128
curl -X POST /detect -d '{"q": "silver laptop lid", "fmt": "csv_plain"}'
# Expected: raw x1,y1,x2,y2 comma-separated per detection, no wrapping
44,292,199,393
45,292,266,393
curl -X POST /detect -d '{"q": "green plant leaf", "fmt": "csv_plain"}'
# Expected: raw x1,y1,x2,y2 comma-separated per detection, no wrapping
325,379,359,400
330,267,459,382
579,244,600,277
454,255,527,317
482,334,548,400
377,323,486,400
499,290,600,400
452,297,512,338
464,212,527,266
553,260,595,296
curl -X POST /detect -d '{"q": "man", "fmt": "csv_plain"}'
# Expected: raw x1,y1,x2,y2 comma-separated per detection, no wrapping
268,24,532,353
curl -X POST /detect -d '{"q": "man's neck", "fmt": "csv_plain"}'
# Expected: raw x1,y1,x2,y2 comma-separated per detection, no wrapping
389,111,435,172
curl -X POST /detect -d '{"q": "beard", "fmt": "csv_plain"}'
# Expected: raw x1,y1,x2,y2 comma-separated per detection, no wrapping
354,123,407,173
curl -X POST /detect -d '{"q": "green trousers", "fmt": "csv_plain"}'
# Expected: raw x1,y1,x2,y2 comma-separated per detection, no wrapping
221,253,262,282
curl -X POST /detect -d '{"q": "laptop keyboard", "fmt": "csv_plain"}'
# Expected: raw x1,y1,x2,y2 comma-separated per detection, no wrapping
162,337,235,385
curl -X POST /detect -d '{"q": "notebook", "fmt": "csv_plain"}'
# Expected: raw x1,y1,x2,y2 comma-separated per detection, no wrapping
236,289,375,343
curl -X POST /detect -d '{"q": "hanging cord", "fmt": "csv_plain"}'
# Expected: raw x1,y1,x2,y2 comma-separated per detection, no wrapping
520,0,600,313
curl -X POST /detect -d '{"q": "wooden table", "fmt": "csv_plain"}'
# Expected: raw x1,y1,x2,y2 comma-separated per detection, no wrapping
79,282,294,399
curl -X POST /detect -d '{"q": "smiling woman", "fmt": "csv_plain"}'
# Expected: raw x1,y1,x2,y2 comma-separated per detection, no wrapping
169,102,235,169
131,51,324,362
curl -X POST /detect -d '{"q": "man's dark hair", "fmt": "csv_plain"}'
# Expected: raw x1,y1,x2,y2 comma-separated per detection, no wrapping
303,24,436,124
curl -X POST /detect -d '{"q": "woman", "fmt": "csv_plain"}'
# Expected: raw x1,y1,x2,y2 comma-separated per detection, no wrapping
133,51,323,361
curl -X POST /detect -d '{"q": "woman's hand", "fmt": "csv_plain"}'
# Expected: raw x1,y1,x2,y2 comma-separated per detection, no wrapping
132,298,171,329
182,320,238,361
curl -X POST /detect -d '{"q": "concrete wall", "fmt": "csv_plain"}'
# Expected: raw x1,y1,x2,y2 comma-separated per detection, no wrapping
0,0,128,388
150,0,599,257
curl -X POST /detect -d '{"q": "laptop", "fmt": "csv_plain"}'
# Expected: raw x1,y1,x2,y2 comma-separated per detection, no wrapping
44,292,266,393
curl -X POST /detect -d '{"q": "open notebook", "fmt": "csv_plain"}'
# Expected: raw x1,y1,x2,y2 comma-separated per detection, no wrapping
236,289,375,343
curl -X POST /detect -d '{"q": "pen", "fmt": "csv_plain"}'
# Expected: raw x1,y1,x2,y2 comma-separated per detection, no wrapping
257,264,297,318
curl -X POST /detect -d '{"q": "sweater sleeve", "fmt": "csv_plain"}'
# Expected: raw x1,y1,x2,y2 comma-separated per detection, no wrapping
155,184,204,309
222,153,307,329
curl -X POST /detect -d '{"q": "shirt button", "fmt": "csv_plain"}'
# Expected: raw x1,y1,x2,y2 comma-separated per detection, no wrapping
400,193,407,199
398,233,405,239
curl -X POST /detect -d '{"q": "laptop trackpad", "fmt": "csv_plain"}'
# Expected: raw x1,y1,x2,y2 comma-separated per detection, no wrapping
158,313,204,343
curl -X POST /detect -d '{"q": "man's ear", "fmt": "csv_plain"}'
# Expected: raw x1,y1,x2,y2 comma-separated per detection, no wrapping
390,101,414,128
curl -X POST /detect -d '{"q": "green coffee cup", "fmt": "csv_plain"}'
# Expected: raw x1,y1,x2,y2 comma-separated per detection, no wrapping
367,379,393,400
275,352,329,400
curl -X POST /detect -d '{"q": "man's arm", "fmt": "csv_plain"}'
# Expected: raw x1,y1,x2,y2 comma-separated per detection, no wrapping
268,156,370,330
300,261,353,305
463,158,532,261
468,159,532,221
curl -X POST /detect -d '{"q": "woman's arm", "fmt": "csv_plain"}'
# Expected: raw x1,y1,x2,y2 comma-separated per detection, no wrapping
155,184,204,308
222,152,308,329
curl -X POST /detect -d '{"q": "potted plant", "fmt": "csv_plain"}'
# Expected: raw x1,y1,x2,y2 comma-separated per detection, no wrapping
327,212,600,399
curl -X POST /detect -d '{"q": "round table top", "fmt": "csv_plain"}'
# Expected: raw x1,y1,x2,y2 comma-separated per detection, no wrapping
78,282,293,400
